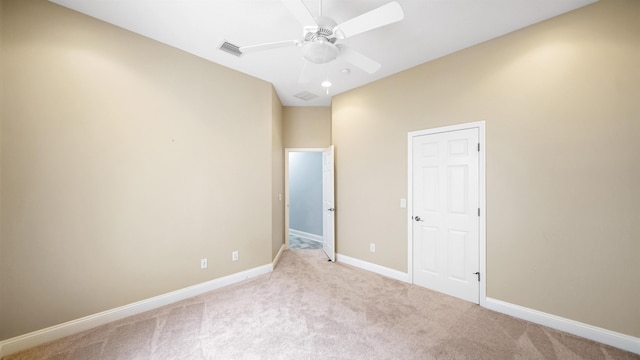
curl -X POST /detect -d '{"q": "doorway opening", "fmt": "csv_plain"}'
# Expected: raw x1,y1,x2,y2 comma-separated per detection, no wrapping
286,150,323,250
285,147,336,262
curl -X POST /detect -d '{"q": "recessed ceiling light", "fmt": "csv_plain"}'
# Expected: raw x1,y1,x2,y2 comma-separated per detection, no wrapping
341,69,351,74
321,80,332,88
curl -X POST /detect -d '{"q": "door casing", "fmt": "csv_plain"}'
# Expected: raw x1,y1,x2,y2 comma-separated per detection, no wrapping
407,121,486,306
284,147,334,259
322,145,335,262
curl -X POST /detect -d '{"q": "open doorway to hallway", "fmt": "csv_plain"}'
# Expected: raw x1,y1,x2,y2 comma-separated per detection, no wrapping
286,150,323,250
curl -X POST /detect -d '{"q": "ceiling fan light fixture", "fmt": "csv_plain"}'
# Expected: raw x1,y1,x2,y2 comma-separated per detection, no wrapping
303,39,338,64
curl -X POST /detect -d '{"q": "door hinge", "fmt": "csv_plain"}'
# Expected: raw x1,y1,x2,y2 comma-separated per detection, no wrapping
478,208,480,216
473,272,480,282
477,143,480,152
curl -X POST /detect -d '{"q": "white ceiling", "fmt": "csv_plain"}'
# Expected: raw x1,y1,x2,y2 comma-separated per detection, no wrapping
49,0,596,107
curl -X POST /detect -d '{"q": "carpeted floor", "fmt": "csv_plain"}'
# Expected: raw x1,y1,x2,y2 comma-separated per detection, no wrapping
4,249,638,360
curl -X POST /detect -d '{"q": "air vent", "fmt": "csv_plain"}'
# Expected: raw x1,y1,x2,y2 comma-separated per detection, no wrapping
219,41,242,57
293,91,319,101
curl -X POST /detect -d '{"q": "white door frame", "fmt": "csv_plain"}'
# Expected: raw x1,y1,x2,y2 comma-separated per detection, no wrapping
321,145,336,262
407,121,486,306
284,148,325,249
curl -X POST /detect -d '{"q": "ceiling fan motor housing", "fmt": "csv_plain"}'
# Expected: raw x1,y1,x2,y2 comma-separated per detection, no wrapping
302,16,339,64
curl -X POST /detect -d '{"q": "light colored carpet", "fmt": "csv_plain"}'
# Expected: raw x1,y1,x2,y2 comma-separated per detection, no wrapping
4,249,638,360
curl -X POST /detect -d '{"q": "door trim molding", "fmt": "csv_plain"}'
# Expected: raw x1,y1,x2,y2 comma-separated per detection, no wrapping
407,121,486,306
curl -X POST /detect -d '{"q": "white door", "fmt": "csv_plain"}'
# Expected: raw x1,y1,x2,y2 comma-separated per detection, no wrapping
322,146,335,262
412,128,479,303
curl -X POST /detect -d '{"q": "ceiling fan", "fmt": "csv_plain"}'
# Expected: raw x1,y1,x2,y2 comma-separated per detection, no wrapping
239,0,404,78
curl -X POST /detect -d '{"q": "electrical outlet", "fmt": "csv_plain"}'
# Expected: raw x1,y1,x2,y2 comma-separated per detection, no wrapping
370,243,376,253
232,251,239,262
200,258,208,269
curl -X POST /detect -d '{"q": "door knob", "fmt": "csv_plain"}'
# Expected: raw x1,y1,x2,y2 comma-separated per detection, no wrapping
414,216,423,222
328,208,335,212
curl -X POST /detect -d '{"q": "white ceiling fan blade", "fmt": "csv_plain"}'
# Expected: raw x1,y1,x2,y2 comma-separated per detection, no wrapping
281,0,317,28
240,40,299,54
333,1,404,39
337,44,381,74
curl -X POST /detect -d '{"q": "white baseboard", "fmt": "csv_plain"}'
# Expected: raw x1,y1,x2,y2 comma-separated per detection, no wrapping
289,229,322,243
0,263,273,358
485,297,640,355
336,253,410,283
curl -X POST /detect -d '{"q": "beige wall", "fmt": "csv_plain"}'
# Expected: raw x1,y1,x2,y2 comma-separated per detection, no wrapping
271,88,284,259
332,0,639,338
283,106,331,148
0,0,279,340
0,1,3,333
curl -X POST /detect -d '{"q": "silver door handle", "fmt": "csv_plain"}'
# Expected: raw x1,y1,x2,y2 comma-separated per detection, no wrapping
414,216,423,222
